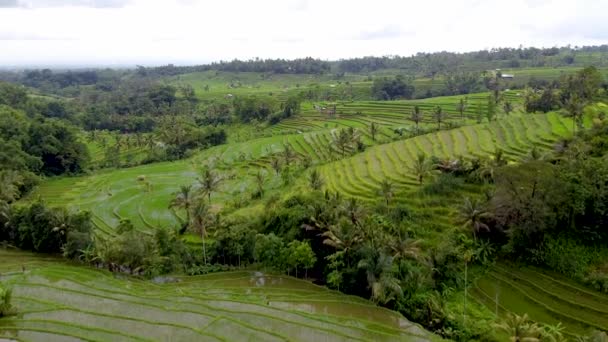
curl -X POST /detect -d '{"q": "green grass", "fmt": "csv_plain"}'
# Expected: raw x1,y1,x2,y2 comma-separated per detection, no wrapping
0,248,432,342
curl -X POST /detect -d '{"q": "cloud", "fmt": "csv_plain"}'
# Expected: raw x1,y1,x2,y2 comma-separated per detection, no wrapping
357,25,405,41
0,0,607,66
13,0,130,8
0,0,18,7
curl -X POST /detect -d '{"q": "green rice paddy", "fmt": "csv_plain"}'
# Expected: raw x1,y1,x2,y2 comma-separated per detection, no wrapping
0,249,431,342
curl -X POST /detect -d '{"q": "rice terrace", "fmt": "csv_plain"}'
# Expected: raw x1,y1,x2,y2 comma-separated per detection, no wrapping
2,5,608,341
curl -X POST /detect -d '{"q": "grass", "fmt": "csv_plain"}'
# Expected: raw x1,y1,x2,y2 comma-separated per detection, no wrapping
0,248,432,342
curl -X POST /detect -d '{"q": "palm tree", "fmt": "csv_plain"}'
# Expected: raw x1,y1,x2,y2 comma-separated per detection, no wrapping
503,100,514,116
282,143,297,166
389,228,421,261
0,170,23,203
340,198,366,226
410,154,433,184
0,282,13,317
197,168,221,204
458,197,492,243
169,185,193,234
457,97,468,122
189,200,212,264
494,313,543,342
564,95,586,135
270,156,282,175
254,169,267,197
334,129,351,156
410,105,423,134
358,248,402,304
369,122,379,141
309,169,324,190
433,106,445,130
378,179,394,206
322,222,363,257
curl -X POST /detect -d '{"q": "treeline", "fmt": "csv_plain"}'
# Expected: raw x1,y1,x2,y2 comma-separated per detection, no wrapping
135,57,331,77
336,45,608,74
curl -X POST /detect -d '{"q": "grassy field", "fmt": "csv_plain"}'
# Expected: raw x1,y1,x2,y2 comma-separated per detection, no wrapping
471,263,608,337
0,248,432,342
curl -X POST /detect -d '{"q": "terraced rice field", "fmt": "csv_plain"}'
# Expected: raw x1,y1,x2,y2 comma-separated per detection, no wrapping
318,111,573,201
471,263,608,337
0,249,431,342
268,92,517,136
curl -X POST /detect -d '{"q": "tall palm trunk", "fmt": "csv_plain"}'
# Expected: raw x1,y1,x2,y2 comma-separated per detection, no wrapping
202,231,207,265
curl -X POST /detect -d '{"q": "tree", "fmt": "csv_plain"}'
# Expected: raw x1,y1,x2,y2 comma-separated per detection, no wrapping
357,248,402,304
486,95,497,122
282,144,297,166
286,240,316,278
334,129,351,156
254,169,267,197
494,313,543,342
458,197,491,243
563,95,586,135
309,169,324,190
503,100,514,116
270,156,282,175
410,105,423,134
169,185,193,234
0,282,14,317
457,97,468,122
197,168,221,204
410,154,433,184
189,200,212,264
369,122,379,141
378,179,394,206
433,106,445,130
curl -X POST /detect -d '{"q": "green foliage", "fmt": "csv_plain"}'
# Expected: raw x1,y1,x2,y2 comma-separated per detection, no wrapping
234,96,277,122
0,281,14,317
372,75,415,100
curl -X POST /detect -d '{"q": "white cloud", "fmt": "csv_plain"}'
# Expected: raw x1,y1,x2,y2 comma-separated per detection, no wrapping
0,0,607,66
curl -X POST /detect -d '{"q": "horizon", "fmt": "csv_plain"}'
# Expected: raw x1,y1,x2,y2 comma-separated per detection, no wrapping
0,43,604,70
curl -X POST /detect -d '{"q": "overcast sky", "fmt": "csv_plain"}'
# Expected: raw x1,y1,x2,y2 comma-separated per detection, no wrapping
1,0,607,67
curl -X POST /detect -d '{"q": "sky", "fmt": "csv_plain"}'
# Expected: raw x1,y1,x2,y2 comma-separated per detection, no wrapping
0,0,607,67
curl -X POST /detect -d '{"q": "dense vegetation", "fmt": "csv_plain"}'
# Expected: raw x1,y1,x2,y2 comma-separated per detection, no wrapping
2,46,608,341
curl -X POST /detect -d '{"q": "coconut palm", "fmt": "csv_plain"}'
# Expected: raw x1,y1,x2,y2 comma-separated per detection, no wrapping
340,198,366,226
389,228,422,261
458,197,492,243
564,95,586,135
358,248,402,304
309,169,324,190
282,143,297,166
189,200,212,264
0,282,13,317
369,122,379,141
378,179,394,206
321,221,363,257
410,154,433,184
169,185,194,234
254,169,267,197
503,100,514,116
457,97,468,122
334,129,351,156
197,168,221,204
270,156,282,175
494,313,543,342
0,170,23,203
433,106,445,130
